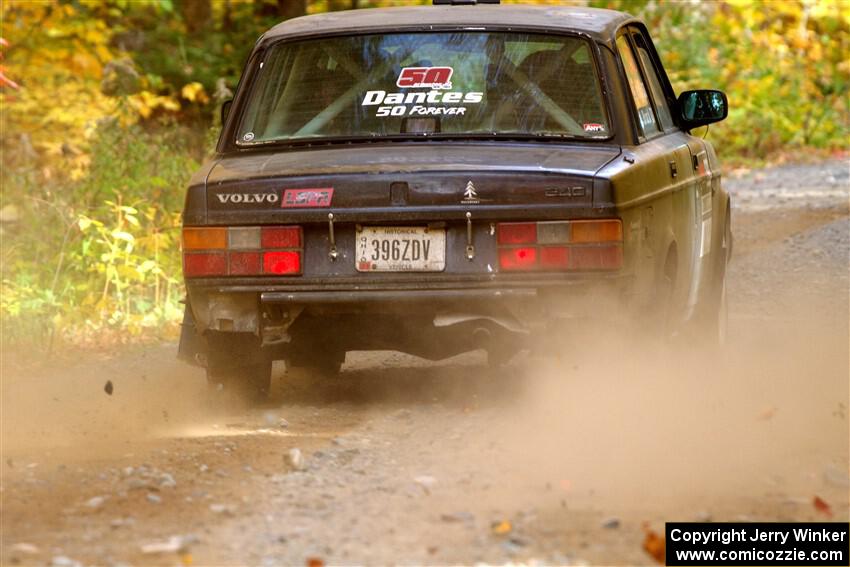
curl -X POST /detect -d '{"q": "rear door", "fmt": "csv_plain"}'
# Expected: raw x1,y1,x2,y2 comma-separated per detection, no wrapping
626,27,716,319
615,28,699,320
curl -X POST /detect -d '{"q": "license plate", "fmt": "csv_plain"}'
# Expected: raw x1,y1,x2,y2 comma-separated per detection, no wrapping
356,226,446,272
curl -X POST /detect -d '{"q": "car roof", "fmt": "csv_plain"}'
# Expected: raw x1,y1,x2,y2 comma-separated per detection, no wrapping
262,5,636,46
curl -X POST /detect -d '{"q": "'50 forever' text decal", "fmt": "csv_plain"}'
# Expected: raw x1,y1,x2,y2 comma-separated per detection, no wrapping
364,66,483,118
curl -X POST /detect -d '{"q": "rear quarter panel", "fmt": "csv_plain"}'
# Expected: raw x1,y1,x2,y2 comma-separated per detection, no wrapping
598,133,699,316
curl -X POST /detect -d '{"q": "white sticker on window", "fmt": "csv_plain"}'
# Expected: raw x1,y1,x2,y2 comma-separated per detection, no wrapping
363,66,483,119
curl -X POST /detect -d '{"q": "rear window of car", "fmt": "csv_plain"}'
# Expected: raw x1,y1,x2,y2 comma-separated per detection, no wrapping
237,32,610,144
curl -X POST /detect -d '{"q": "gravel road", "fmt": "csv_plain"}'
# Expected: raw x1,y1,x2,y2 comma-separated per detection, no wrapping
2,160,848,566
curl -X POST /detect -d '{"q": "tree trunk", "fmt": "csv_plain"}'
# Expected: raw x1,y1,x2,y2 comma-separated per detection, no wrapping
178,0,212,35
222,0,233,33
277,0,307,20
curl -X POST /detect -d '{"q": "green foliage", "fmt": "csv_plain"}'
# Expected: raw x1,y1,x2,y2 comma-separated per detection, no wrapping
1,121,197,348
607,0,850,158
1,0,847,350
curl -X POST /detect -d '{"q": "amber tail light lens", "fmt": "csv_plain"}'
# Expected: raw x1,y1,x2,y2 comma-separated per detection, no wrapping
183,228,227,250
570,219,623,243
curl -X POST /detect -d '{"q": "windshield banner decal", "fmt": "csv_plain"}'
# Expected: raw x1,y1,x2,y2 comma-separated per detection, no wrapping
363,66,483,118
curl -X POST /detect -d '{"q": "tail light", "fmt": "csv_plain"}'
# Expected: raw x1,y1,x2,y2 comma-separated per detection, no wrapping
570,219,623,243
497,222,537,245
183,227,227,250
183,252,227,276
263,251,301,275
497,219,622,272
261,226,301,249
499,247,538,271
183,226,302,278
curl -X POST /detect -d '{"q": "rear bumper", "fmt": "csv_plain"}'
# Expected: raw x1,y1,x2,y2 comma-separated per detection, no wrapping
185,273,633,336
260,288,537,304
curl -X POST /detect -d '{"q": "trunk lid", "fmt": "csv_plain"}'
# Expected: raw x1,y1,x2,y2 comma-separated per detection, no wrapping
201,142,620,224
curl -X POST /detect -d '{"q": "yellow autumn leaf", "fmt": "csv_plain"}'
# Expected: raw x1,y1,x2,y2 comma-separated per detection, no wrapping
128,91,181,118
181,81,209,104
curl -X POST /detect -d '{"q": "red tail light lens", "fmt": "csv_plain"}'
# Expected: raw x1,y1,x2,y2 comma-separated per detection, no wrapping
228,251,262,275
497,223,537,245
263,251,301,275
262,226,301,249
570,245,623,270
540,246,570,269
499,247,538,271
184,252,227,276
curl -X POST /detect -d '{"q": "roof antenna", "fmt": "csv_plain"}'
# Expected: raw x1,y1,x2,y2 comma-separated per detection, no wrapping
433,0,500,5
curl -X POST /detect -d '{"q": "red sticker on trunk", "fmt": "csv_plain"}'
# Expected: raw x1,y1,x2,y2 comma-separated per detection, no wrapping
281,188,334,208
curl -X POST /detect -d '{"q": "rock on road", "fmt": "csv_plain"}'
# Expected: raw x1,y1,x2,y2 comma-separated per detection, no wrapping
2,160,848,566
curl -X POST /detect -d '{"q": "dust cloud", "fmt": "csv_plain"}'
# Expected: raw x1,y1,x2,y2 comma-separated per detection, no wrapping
1,193,848,564
1,346,214,458
477,304,848,519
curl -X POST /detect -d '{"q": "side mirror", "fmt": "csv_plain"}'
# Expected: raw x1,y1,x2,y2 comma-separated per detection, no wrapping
221,100,233,125
677,90,727,130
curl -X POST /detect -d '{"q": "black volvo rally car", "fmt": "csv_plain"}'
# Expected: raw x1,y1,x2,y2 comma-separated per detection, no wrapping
178,1,731,398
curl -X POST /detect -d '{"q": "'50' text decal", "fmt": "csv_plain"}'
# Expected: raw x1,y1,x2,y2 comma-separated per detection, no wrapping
396,66,453,90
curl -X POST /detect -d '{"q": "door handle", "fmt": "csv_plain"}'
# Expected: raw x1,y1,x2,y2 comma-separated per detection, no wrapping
669,160,678,179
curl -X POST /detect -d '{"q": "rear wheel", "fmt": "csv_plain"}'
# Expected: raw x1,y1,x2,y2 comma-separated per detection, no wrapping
701,217,732,345
648,246,678,340
206,360,272,400
205,332,273,401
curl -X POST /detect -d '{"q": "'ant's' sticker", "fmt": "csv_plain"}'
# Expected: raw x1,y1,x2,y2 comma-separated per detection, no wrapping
281,188,334,208
583,123,606,133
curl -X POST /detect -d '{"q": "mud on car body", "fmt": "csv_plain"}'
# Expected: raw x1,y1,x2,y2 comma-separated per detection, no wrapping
178,1,731,398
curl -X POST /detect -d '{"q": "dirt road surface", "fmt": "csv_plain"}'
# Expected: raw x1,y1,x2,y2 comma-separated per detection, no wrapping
2,160,848,566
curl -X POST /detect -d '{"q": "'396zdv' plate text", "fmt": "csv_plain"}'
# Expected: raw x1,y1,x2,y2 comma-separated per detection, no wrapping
356,227,446,272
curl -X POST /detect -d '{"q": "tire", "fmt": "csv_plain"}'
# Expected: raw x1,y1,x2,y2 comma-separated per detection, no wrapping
206,360,272,401
647,247,677,340
205,332,273,401
702,217,731,346
714,278,728,345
